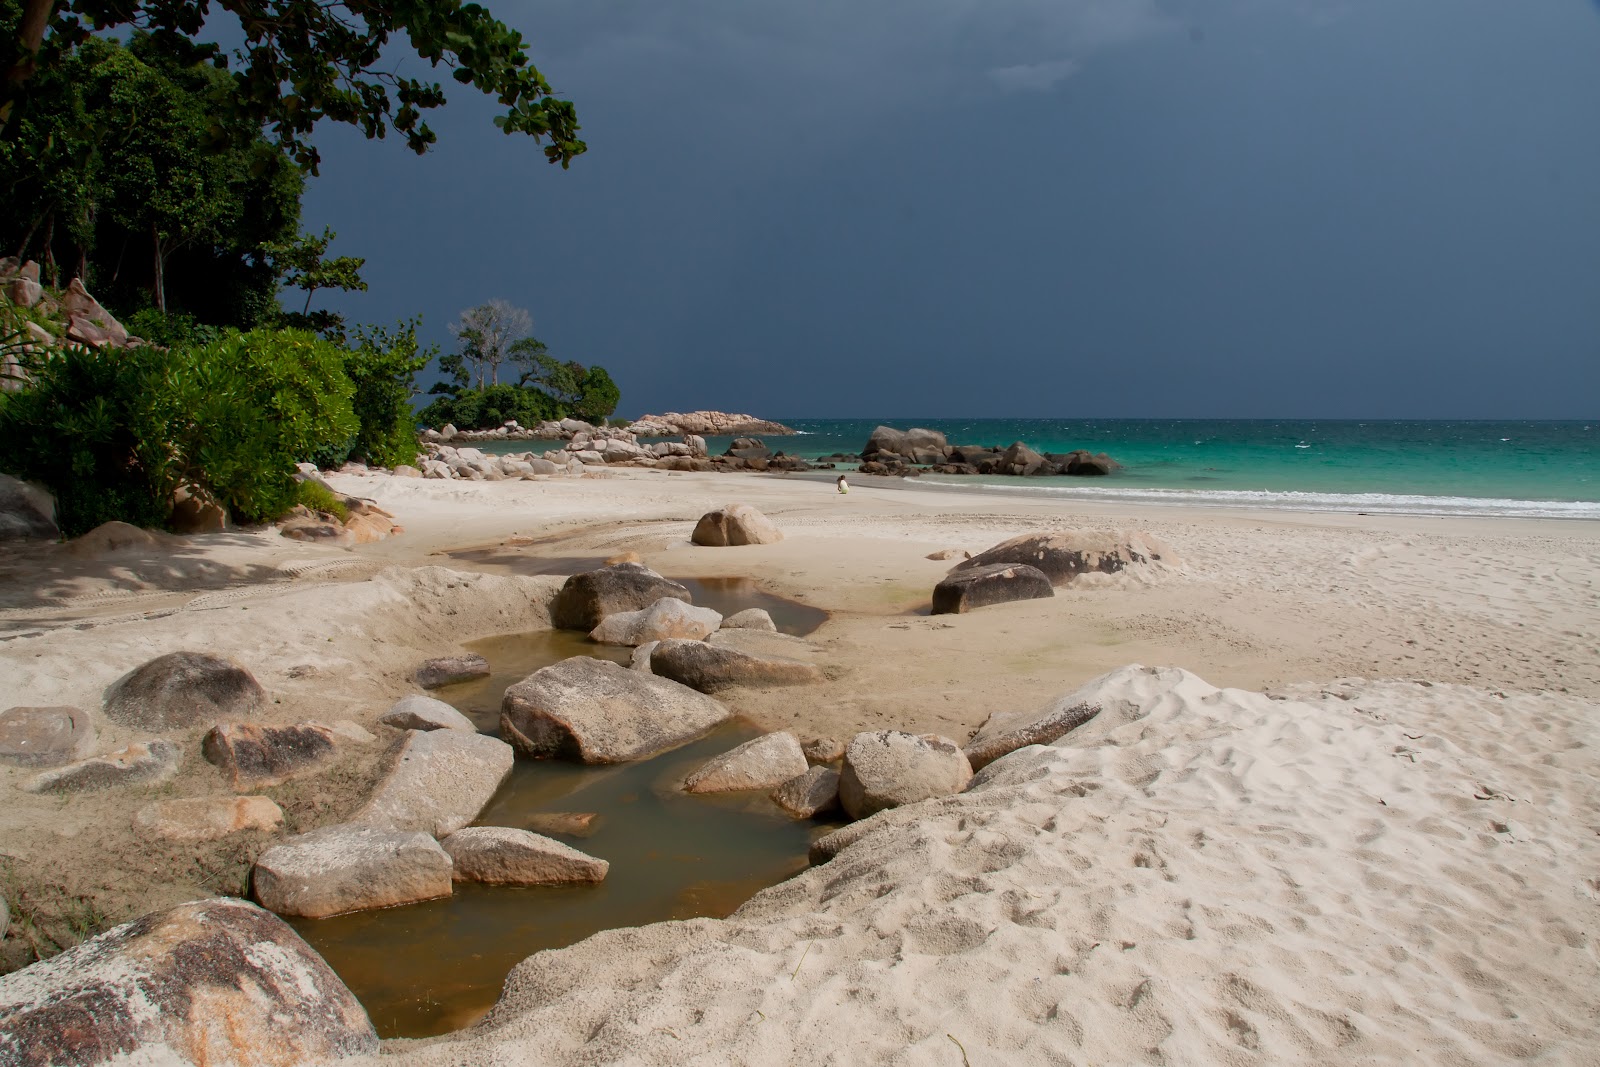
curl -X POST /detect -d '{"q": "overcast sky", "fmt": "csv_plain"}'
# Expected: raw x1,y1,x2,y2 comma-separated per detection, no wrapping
301,0,1600,419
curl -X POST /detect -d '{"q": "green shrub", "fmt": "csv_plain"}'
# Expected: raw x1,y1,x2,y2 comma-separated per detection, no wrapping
121,308,222,350
295,479,348,522
344,319,431,468
418,383,563,431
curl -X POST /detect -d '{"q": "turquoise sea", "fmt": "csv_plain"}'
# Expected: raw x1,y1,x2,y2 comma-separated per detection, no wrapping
505,419,1600,520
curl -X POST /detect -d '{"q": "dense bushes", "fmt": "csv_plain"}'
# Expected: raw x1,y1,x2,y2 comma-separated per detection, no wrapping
418,383,565,432
0,326,420,536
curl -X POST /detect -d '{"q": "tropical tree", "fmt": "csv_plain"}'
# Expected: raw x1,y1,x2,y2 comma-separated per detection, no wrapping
574,365,620,422
266,226,367,340
451,299,532,388
0,0,585,174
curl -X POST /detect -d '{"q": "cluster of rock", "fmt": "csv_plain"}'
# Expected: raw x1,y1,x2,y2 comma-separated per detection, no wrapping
625,411,796,436
421,416,607,443
1,261,142,392
841,425,1122,479
407,433,817,480
930,529,1178,613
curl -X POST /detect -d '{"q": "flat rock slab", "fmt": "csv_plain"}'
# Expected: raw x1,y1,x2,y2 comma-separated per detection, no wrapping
0,897,377,1067
0,705,96,767
202,720,361,788
650,638,824,693
591,597,723,646
931,562,1054,614
26,740,181,794
771,765,841,818
953,529,1177,585
415,653,491,689
501,656,730,763
441,827,609,885
839,730,973,819
379,694,477,732
524,811,602,837
253,824,453,918
684,731,808,793
134,796,284,842
705,628,816,659
550,563,693,631
721,607,777,631
964,700,1101,770
354,729,515,836
103,651,266,730
691,503,784,546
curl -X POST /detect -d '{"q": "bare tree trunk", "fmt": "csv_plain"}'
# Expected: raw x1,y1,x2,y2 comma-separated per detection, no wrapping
13,212,42,260
151,221,166,313
1,0,56,124
40,211,55,287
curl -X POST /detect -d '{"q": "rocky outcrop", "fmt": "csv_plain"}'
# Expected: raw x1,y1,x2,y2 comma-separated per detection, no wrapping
0,705,96,767
954,529,1176,585
103,651,266,730
0,473,56,541
61,277,129,348
252,824,453,918
628,411,796,436
25,740,181,793
691,504,783,547
0,897,377,1067
771,765,842,818
550,563,693,631
203,720,371,789
354,729,515,837
589,597,723,646
415,653,491,689
133,796,284,842
963,699,1102,770
500,656,730,763
931,562,1055,614
838,730,973,819
649,638,824,693
722,607,777,632
683,732,808,793
441,827,610,885
862,425,950,465
379,694,477,732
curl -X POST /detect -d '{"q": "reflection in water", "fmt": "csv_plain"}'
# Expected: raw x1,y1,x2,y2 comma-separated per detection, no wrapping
290,726,833,1039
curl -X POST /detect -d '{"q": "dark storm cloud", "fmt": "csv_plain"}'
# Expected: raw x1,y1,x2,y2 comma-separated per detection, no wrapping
303,0,1600,418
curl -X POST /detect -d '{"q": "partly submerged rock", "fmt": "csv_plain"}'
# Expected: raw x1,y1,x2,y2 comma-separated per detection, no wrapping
103,651,266,730
441,827,609,885
415,653,491,690
590,597,723,646
501,656,730,763
690,503,784,547
379,693,477,732
683,731,808,793
771,765,842,818
630,640,659,672
838,730,973,819
953,529,1176,585
354,729,515,837
0,897,377,1067
252,824,453,918
649,638,824,693
550,563,694,631
0,705,96,768
721,607,777,631
133,795,284,842
963,698,1102,771
524,812,602,837
25,740,181,793
930,562,1054,615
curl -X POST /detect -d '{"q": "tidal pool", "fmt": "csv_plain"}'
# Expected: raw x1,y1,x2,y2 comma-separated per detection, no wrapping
288,577,836,1039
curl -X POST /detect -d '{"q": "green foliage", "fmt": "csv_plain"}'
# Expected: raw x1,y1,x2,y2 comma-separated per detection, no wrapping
1,0,586,175
121,307,222,349
0,327,356,534
343,318,431,467
266,226,367,342
418,382,563,431
295,479,347,522
574,365,620,421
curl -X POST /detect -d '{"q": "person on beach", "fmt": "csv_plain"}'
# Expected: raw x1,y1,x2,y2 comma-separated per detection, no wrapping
837,474,849,494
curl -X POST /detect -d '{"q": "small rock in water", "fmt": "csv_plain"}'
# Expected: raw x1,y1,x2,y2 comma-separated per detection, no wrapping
801,736,846,764
838,730,973,819
0,705,96,768
650,638,823,693
26,740,181,794
253,823,453,918
550,563,692,631
441,826,609,885
524,811,602,837
354,729,515,836
683,731,808,793
771,765,841,818
590,597,723,646
415,653,491,689
721,607,777,632
379,693,477,732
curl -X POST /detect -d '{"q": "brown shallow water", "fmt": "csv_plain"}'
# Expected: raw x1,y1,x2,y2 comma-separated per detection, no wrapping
287,579,837,1039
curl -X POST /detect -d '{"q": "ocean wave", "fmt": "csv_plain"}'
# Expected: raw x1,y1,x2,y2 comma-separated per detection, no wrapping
917,480,1600,519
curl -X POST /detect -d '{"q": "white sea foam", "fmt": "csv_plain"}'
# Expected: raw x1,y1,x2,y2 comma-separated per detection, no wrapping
918,479,1600,519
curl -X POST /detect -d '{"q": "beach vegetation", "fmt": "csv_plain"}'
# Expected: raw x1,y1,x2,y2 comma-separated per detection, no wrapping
294,479,347,523
264,227,368,343
340,319,432,469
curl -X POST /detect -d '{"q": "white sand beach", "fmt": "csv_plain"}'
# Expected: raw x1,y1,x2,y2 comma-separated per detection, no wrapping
1,468,1597,1064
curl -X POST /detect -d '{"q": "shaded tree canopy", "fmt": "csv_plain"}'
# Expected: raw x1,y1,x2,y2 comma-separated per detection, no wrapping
0,0,586,173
